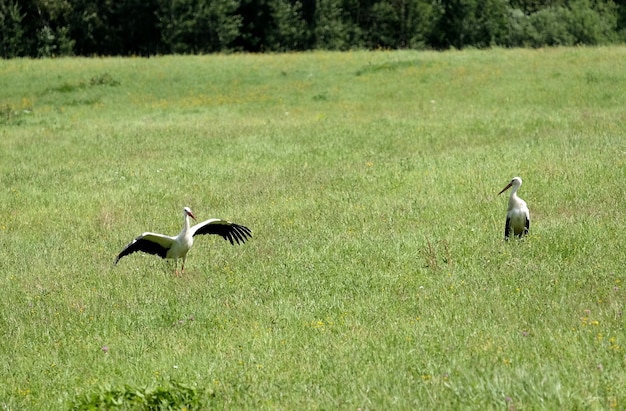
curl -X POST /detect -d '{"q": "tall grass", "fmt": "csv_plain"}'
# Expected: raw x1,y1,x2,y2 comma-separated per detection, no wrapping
1,47,626,409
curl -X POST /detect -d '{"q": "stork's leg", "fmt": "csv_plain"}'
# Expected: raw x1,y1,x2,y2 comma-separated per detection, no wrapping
174,259,179,277
504,217,511,241
181,257,186,275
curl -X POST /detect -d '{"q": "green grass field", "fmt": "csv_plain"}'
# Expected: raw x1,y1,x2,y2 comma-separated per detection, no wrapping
1,47,626,410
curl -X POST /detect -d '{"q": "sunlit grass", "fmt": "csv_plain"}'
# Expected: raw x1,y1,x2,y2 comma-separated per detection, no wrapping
1,47,626,409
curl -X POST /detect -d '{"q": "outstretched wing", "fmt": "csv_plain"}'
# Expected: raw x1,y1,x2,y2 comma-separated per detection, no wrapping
115,233,176,264
190,218,252,245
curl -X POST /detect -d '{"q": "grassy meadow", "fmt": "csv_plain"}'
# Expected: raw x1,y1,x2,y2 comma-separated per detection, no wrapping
1,47,626,409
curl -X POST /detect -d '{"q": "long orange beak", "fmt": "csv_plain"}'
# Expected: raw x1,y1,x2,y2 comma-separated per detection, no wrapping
498,182,512,195
187,210,197,220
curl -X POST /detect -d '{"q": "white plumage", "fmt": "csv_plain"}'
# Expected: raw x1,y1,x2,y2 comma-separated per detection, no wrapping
115,207,251,275
498,177,530,240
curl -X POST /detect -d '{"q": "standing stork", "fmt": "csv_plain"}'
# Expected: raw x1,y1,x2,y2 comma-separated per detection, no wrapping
498,177,530,240
115,207,251,275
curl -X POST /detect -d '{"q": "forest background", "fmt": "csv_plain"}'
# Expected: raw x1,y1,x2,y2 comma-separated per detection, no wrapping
1,0,625,58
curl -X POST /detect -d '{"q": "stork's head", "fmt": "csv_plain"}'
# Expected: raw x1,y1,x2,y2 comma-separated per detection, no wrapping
183,206,197,220
498,176,522,195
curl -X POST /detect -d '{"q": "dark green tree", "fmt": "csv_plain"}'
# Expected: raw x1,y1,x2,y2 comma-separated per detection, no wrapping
234,0,273,51
364,0,436,49
266,0,309,51
64,0,160,55
566,0,618,45
0,0,27,57
158,0,241,53
0,0,624,56
428,0,509,49
313,0,351,49
508,0,566,13
0,0,75,57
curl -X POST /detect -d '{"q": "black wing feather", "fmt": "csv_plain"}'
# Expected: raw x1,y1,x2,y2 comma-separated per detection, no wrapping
504,217,511,241
192,220,252,245
232,224,252,244
230,225,248,244
115,234,173,264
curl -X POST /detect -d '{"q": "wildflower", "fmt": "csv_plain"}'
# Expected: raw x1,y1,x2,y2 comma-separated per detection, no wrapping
102,346,109,354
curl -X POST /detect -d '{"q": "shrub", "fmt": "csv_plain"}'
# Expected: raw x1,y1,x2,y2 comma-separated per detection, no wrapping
508,0,619,48
69,380,215,410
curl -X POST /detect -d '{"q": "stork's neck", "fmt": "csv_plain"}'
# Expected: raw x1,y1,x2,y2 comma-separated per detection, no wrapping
508,186,522,207
182,213,192,234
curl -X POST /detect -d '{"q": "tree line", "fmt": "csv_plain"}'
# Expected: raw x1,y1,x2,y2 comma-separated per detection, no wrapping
1,0,624,58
